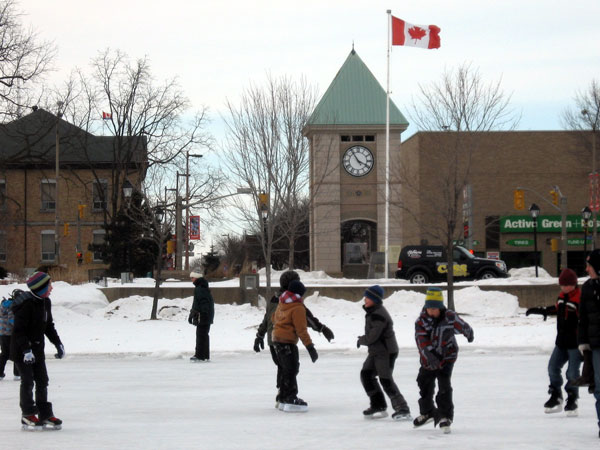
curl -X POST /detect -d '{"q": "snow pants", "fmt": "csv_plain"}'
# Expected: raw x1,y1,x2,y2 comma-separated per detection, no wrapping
0,335,19,377
417,362,454,421
15,357,54,419
548,345,581,397
269,344,283,394
195,323,211,360
360,352,408,411
273,342,299,402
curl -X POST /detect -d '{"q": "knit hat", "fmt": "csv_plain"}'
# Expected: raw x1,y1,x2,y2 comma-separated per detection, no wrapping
558,268,578,286
288,280,306,297
279,270,300,291
27,271,51,296
424,287,445,309
190,271,203,279
587,249,600,276
364,285,384,304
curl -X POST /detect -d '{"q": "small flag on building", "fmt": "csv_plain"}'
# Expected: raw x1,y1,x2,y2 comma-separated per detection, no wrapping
102,111,112,120
391,16,441,49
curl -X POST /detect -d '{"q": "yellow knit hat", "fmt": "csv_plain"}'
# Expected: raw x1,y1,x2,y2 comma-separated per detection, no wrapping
424,287,445,309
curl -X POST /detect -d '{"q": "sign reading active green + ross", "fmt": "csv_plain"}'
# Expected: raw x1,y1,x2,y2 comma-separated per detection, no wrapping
500,215,599,233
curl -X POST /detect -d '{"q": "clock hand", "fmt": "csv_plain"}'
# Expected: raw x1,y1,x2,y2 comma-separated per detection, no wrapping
351,154,366,168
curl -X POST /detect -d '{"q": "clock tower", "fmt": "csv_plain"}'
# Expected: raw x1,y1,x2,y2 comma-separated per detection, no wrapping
303,50,408,276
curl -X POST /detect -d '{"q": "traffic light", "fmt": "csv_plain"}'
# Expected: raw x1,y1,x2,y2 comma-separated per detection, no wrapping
258,192,269,209
78,204,87,219
513,189,525,210
166,240,176,254
550,189,559,205
63,223,70,236
550,238,559,252
76,251,83,264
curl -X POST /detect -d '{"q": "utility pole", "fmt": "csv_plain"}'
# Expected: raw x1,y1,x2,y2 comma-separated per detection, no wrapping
54,102,63,265
185,152,203,271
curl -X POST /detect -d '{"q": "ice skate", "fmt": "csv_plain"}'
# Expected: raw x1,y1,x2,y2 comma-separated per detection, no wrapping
14,375,20,381
413,412,434,428
280,397,308,413
190,356,208,362
564,394,578,417
21,415,42,431
363,406,388,419
41,416,62,430
391,407,412,422
0,373,4,380
544,390,563,414
439,418,452,434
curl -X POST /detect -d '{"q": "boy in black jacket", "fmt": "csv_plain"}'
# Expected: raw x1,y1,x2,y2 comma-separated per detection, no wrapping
357,285,411,420
253,270,334,407
11,271,64,430
526,268,582,415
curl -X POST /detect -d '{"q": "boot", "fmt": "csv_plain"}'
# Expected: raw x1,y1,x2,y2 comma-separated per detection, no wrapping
572,350,594,387
564,392,578,417
544,387,563,413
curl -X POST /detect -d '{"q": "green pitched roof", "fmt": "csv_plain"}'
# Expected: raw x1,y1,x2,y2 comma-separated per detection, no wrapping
307,50,408,127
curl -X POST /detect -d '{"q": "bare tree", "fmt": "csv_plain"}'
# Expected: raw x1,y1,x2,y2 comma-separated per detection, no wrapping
405,63,519,309
0,0,55,120
222,74,317,296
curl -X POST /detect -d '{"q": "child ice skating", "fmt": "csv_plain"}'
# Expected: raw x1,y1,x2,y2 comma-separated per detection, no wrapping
526,268,582,415
357,285,411,421
414,287,474,434
272,280,318,412
0,289,21,381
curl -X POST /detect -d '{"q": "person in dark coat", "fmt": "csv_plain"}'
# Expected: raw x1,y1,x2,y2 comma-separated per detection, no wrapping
526,268,582,415
188,271,215,362
357,285,410,420
11,272,64,429
578,249,600,439
0,290,21,380
253,270,334,406
413,287,473,432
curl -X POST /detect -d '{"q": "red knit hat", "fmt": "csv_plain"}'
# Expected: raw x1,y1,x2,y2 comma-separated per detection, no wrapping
558,268,577,286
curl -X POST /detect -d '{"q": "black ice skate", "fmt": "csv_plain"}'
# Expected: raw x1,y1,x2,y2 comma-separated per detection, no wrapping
41,416,63,430
21,415,42,431
438,418,452,434
363,406,388,419
413,412,434,428
391,406,412,422
279,397,308,413
544,390,563,414
564,393,578,417
190,356,208,363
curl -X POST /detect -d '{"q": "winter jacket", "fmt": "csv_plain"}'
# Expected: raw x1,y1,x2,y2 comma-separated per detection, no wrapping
415,308,473,370
578,278,600,348
543,287,580,349
10,291,62,361
257,294,327,346
272,292,313,348
191,278,214,325
0,297,15,336
357,303,399,356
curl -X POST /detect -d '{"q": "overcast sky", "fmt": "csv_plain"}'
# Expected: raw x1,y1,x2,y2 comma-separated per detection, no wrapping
22,0,600,251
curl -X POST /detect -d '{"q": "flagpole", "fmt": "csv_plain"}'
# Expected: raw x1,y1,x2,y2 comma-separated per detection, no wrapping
385,10,391,278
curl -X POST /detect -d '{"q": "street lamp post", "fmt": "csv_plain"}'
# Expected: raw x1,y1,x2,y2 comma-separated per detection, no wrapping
529,203,540,278
54,101,64,264
185,153,203,271
582,109,597,249
582,206,592,266
123,180,133,275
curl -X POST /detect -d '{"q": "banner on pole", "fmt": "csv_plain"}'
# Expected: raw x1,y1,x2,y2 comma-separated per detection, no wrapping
189,216,200,240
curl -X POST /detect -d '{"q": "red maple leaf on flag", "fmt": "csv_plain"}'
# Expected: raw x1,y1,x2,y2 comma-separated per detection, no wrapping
408,26,427,41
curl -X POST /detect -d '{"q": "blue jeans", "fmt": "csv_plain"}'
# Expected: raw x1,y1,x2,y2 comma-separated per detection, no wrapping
592,349,600,428
548,346,582,396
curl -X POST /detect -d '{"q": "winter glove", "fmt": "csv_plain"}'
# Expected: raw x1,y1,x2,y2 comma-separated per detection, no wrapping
23,350,35,365
526,307,548,321
467,330,474,343
424,349,441,369
253,335,264,353
54,344,65,359
321,325,335,342
306,344,318,363
187,311,195,325
579,343,591,355
356,335,366,348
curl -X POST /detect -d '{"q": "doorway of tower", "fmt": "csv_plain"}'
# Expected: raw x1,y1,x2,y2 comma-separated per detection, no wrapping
341,220,377,278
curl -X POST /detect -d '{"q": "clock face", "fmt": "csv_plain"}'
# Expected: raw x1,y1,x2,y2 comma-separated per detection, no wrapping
342,145,374,177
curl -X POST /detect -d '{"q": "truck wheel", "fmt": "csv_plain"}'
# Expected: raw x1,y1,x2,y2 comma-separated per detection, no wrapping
409,271,429,284
479,270,497,280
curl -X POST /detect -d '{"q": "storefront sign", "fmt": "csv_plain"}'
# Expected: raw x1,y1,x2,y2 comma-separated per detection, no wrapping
500,215,599,233
506,239,534,246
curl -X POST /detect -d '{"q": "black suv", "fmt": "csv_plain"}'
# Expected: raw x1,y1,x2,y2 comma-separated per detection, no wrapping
395,245,509,284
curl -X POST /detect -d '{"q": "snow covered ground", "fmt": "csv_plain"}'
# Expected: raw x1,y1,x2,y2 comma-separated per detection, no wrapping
0,269,599,447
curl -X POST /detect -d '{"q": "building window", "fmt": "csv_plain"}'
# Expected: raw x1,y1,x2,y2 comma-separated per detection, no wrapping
485,216,500,249
93,180,108,211
340,135,375,142
0,231,5,262
41,230,55,261
364,135,375,142
41,179,56,211
93,230,106,262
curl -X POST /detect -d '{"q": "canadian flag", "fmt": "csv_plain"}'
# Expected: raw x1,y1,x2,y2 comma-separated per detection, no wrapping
102,111,112,120
391,16,441,49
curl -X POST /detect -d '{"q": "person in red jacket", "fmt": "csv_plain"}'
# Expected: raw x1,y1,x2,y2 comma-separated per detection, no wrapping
526,268,582,415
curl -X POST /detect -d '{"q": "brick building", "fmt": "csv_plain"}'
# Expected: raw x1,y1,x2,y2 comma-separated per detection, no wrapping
0,108,145,274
